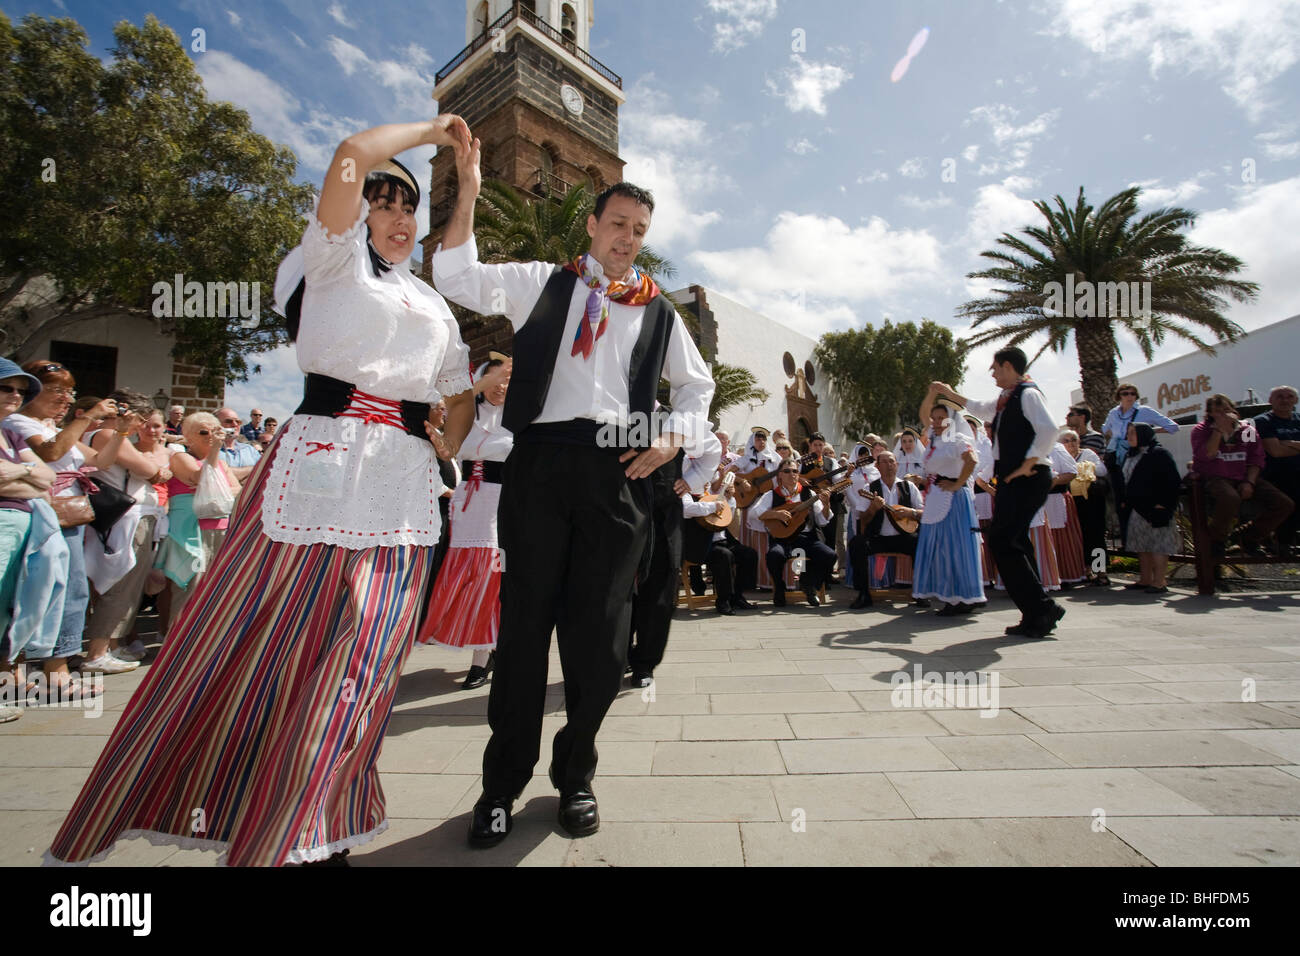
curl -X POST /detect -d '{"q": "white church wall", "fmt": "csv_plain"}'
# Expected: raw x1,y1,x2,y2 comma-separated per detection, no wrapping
22,313,177,397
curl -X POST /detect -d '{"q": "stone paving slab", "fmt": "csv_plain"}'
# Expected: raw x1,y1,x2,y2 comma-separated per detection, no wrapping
6,587,1300,865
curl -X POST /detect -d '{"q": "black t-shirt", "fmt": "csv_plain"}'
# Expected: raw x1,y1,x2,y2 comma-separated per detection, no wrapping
1254,411,1300,475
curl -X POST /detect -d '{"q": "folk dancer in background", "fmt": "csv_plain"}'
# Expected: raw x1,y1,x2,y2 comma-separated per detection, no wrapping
416,355,514,690
911,399,984,617
434,133,714,846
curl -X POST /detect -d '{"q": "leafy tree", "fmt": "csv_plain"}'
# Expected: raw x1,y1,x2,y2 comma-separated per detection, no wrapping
0,13,315,387
814,320,967,438
957,186,1257,422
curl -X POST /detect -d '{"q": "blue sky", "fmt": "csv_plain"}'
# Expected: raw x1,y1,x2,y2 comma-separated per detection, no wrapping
14,0,1300,423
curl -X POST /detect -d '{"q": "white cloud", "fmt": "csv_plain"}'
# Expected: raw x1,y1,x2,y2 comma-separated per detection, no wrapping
705,0,778,53
857,169,889,184
962,182,1041,298
226,10,242,27
1255,127,1300,160
688,212,943,338
962,144,980,163
789,138,818,155
1188,175,1300,331
899,193,954,211
897,157,925,178
327,2,354,29
768,55,852,115
966,103,1060,175
325,37,435,117
290,31,307,48
1129,175,1208,207
620,79,727,246
1046,0,1300,121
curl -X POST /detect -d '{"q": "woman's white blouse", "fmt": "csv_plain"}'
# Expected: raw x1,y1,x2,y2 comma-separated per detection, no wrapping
261,200,473,549
920,428,975,525
460,399,512,463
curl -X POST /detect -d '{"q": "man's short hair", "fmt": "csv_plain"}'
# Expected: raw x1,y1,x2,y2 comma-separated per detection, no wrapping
1269,385,1298,401
1068,404,1092,424
992,347,1028,374
594,181,655,220
810,432,825,444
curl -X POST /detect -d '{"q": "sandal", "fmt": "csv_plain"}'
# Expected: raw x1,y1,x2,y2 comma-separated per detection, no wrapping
43,676,103,703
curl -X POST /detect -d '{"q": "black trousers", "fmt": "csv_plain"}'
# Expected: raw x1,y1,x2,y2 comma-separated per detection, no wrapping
987,465,1055,621
848,529,918,593
628,498,683,677
1074,484,1108,574
483,442,650,797
766,530,836,590
696,536,759,605
1265,468,1300,547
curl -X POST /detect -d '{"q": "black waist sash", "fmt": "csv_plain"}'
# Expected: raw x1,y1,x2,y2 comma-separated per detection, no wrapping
294,373,430,438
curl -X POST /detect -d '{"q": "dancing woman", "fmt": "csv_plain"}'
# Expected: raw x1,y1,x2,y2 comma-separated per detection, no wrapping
911,397,985,616
47,116,476,867
416,355,512,689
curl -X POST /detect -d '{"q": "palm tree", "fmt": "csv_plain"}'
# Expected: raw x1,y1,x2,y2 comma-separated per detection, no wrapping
474,179,673,279
957,186,1257,420
708,362,770,426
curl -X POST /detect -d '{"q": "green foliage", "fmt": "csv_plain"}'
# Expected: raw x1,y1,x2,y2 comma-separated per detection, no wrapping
957,186,1257,421
814,320,966,438
708,362,769,426
0,13,315,387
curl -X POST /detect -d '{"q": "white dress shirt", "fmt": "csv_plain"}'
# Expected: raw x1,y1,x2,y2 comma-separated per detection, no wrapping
431,238,714,446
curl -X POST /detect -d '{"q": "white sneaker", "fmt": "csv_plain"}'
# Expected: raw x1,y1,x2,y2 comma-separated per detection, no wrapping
0,704,21,723
113,640,148,663
80,653,140,674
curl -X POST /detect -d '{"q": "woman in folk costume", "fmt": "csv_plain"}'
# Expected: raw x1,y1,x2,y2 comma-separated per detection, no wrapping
47,117,476,867
1044,438,1087,585
911,400,985,616
893,426,928,480
416,354,512,689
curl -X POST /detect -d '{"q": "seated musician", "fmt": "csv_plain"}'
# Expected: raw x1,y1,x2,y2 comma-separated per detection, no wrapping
681,476,757,616
750,460,836,607
848,450,924,610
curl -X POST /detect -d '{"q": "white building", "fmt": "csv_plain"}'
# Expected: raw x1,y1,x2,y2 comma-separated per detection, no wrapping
1071,312,1300,471
670,285,850,453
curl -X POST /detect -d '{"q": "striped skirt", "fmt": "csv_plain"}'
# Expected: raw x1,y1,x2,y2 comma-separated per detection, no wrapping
46,428,432,866
1050,494,1087,583
416,479,499,649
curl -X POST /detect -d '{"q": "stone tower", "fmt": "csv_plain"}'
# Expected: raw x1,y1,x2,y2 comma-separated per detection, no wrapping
422,1,626,364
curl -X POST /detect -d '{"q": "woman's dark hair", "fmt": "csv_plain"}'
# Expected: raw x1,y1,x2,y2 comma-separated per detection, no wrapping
363,173,418,213
1115,382,1139,402
475,358,507,407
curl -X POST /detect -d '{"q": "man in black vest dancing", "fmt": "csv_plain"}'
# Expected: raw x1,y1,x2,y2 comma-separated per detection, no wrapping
433,135,714,846
982,347,1066,639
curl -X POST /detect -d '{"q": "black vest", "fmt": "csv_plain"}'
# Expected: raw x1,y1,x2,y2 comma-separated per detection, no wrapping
501,267,677,445
772,484,817,535
863,478,917,538
992,381,1040,479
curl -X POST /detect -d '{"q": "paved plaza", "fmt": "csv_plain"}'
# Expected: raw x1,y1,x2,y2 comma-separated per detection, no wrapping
4,584,1300,867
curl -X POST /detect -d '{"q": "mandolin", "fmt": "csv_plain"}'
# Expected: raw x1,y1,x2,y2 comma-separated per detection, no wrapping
733,452,818,509
857,487,920,535
762,477,853,539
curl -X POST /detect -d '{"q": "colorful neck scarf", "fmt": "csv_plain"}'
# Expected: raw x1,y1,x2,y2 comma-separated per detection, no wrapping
564,254,659,360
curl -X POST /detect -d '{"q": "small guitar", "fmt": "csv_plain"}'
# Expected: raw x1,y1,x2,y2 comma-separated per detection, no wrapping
696,473,735,529
762,477,853,540
733,452,817,509
857,488,920,535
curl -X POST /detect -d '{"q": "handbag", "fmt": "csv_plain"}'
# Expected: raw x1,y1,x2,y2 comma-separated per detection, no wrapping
88,479,137,538
50,494,95,528
193,462,236,520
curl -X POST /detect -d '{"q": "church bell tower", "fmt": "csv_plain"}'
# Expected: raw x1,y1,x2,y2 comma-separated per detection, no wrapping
421,1,625,305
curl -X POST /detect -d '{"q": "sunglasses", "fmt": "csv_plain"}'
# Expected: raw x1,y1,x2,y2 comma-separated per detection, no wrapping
1120,391,1137,397
37,364,64,374
197,429,213,436
0,384,30,397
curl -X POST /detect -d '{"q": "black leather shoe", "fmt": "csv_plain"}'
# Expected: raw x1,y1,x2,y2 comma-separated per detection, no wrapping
730,595,753,610
630,671,653,688
1036,602,1066,632
468,795,514,848
463,652,495,689
715,600,735,616
1004,620,1034,636
805,589,820,608
557,790,600,837
773,586,786,607
849,592,872,610
935,602,961,617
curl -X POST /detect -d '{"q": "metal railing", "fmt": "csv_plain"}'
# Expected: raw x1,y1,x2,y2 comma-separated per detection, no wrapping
436,1,622,88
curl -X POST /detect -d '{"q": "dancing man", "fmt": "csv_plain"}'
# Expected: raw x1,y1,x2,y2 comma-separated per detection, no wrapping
432,135,714,845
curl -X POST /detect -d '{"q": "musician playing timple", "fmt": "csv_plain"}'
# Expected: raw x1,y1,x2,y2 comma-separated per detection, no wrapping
679,458,757,616
801,431,844,556
847,450,924,610
750,461,836,607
